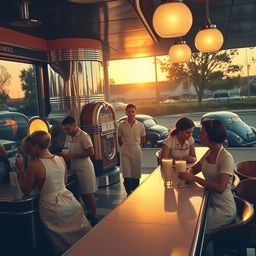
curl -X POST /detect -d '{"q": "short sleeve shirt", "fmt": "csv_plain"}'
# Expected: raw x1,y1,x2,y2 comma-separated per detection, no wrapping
201,146,236,214
65,128,93,169
163,135,194,160
118,120,146,146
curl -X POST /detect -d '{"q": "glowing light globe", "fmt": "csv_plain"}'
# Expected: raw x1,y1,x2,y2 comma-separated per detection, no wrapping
153,2,193,38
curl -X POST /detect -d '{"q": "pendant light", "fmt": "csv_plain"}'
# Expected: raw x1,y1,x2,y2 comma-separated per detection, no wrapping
152,0,193,38
169,40,191,63
10,0,41,27
194,0,223,52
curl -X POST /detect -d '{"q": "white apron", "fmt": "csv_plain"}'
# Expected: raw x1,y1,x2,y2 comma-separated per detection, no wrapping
201,148,236,234
121,144,142,179
39,156,92,253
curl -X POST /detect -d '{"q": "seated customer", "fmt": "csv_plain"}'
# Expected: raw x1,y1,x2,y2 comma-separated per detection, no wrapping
178,119,236,234
16,131,91,254
161,117,196,163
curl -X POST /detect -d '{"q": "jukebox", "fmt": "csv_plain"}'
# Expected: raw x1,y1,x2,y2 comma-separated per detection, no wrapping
80,101,120,187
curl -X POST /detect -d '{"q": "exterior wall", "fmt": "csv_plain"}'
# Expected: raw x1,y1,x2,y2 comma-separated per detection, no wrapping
110,82,198,102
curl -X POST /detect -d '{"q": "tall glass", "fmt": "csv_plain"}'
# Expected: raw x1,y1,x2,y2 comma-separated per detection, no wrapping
161,158,173,188
175,160,187,188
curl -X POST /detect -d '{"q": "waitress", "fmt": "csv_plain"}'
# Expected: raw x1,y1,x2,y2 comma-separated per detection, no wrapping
178,119,236,233
161,117,196,163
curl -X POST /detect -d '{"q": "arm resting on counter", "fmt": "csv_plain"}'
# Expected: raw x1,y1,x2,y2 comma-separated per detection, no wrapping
179,171,230,194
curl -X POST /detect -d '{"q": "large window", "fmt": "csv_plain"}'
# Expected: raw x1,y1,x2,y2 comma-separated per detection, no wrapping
0,60,39,142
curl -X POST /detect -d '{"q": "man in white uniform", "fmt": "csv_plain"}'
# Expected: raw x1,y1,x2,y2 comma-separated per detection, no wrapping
62,116,98,225
118,104,146,196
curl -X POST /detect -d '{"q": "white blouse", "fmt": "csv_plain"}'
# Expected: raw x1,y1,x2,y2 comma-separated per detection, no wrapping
163,135,194,160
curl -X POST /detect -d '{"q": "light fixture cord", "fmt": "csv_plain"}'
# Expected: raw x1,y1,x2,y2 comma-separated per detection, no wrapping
206,0,209,19
205,0,211,25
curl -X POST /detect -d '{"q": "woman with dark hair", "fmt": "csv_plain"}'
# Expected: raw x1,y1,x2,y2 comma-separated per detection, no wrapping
179,119,236,234
16,131,91,254
161,117,196,163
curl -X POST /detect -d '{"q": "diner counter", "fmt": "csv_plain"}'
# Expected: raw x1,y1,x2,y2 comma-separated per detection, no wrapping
65,147,209,256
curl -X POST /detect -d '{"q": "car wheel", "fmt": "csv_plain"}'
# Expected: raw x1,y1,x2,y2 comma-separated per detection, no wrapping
143,139,153,148
223,139,229,148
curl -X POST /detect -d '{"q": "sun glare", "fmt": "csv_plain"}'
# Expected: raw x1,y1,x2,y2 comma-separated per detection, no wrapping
108,57,166,84
109,47,256,85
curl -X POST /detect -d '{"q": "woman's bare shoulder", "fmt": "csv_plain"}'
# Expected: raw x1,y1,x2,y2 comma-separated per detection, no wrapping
27,159,44,170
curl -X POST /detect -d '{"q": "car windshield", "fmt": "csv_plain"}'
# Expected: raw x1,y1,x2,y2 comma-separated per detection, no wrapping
224,116,243,125
143,118,156,128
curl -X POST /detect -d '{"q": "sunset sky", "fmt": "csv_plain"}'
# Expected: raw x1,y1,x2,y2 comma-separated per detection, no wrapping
108,47,256,85
2,47,256,99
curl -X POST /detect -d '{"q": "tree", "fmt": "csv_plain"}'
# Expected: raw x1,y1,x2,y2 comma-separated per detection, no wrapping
0,65,11,104
159,50,242,102
109,78,115,86
19,66,38,115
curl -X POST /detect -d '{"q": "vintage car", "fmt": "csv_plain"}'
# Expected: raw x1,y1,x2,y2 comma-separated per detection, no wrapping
0,139,18,184
111,102,127,110
118,114,169,148
0,111,28,143
193,111,256,147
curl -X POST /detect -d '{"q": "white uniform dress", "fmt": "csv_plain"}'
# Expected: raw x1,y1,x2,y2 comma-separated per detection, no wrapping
200,146,236,234
65,128,98,194
39,156,92,253
163,135,194,160
118,120,146,179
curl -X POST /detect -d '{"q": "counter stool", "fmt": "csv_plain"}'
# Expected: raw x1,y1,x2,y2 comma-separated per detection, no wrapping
231,173,240,192
235,160,256,180
235,178,256,254
235,178,256,208
203,196,254,256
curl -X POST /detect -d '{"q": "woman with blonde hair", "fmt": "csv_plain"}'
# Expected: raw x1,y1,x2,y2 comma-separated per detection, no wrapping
16,130,91,254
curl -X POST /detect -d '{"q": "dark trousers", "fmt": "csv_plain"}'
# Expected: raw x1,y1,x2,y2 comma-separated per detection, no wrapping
123,177,140,196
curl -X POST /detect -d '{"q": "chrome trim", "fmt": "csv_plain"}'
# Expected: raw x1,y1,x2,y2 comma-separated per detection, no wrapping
134,0,158,42
0,209,37,215
190,190,209,256
48,48,103,63
97,166,120,188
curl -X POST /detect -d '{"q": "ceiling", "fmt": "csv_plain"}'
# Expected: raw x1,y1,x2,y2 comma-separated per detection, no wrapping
0,0,255,60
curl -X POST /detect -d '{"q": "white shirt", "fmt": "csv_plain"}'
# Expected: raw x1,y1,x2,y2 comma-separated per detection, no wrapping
163,135,194,160
65,128,93,170
118,119,146,146
200,146,236,233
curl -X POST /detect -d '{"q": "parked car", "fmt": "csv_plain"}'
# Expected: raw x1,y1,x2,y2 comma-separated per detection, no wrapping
206,91,245,103
111,102,127,110
161,99,178,104
193,111,256,147
0,111,28,143
118,114,169,148
0,139,18,184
